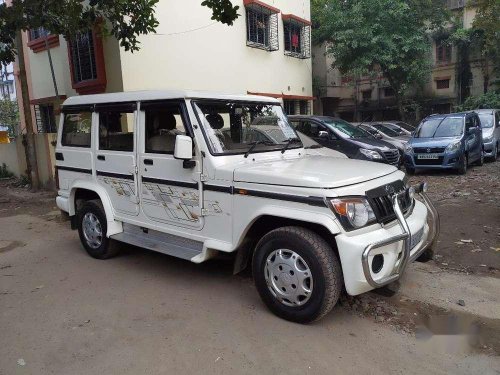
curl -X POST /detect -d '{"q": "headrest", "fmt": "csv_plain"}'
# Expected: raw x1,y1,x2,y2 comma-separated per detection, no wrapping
206,113,224,130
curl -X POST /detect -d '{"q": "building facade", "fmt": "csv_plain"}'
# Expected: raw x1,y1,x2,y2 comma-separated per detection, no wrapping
14,0,313,135
312,1,497,122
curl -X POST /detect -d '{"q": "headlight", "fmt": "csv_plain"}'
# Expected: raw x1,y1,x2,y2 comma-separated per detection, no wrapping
359,148,383,160
483,134,493,142
329,197,376,230
445,141,461,153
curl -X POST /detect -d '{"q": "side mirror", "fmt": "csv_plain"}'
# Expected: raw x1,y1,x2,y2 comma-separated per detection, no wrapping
376,133,383,139
318,130,329,139
174,135,193,160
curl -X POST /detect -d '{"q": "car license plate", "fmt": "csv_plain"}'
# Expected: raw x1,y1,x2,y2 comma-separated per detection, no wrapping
410,227,424,250
417,154,439,159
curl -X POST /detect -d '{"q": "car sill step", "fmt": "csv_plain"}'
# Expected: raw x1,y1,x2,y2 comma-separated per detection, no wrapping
110,223,203,261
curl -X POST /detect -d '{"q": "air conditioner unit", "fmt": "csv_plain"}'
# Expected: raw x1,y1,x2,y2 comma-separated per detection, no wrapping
448,0,465,10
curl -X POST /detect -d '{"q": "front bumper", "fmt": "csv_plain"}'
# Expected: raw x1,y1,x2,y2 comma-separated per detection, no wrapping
483,140,495,155
404,151,462,170
335,183,440,295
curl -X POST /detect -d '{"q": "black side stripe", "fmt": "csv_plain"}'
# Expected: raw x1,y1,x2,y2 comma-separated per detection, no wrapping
56,166,92,174
142,177,199,189
241,189,327,207
97,171,134,180
204,184,234,194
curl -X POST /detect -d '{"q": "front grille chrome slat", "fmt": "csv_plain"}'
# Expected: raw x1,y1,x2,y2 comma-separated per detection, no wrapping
382,150,400,166
366,180,412,224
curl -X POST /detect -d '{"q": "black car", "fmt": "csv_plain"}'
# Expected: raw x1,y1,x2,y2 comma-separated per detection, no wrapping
288,116,401,166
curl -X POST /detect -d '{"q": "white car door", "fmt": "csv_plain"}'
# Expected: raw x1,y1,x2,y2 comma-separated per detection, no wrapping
137,101,203,230
94,103,139,216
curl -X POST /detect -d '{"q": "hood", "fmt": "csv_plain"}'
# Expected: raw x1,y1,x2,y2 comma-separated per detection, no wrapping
349,137,396,151
233,155,397,188
410,137,461,147
482,128,494,137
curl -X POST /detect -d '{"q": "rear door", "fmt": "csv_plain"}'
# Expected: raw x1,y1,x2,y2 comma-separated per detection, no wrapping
95,102,139,216
137,101,203,230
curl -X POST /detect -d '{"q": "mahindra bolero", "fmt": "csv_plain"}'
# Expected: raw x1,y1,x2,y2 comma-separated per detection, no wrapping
55,91,439,323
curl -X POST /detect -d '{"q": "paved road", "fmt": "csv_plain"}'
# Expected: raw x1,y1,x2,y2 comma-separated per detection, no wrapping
1,213,499,374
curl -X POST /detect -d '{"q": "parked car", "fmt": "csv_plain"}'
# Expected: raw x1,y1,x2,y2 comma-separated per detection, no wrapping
55,91,438,323
380,121,416,134
289,116,401,166
476,109,500,161
356,123,409,155
297,131,348,158
404,112,484,175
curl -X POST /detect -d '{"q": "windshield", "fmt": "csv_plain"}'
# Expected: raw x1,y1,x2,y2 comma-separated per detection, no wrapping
323,119,368,139
395,121,415,131
415,117,464,138
193,101,301,155
479,113,494,129
359,125,379,137
372,124,401,137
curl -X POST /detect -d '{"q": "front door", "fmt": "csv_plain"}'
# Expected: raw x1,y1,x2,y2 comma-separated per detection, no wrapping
95,103,139,216
137,101,203,230
465,114,481,161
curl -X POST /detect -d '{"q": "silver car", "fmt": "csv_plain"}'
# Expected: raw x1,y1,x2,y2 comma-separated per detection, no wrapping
477,109,500,161
357,123,409,155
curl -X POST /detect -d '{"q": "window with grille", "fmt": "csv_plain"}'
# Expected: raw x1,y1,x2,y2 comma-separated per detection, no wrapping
284,100,296,115
284,100,310,115
29,27,50,41
436,79,450,89
436,41,452,64
283,16,311,59
70,30,98,83
34,104,57,133
245,4,279,51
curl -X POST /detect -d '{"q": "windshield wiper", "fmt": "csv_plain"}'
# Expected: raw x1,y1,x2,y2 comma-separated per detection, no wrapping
244,140,276,158
281,137,301,154
305,144,322,149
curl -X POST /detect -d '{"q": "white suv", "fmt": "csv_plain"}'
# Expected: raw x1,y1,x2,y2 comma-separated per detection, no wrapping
55,91,439,323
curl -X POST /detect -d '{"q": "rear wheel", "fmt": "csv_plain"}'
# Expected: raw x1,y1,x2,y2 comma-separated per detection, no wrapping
252,226,342,323
77,200,119,259
490,144,498,162
457,155,468,175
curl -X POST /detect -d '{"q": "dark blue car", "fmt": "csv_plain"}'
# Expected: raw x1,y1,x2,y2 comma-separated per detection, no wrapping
404,112,484,175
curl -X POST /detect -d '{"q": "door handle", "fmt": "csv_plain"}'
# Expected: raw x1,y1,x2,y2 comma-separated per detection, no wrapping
144,159,154,165
97,155,105,161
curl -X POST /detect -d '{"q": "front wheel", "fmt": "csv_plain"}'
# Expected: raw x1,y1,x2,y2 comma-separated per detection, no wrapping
252,226,342,323
476,150,484,166
457,155,468,175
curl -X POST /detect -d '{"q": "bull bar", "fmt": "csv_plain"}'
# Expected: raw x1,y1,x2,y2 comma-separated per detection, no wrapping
361,182,440,288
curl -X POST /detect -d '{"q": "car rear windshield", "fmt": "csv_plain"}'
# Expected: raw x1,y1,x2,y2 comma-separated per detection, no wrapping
323,119,367,139
372,124,401,137
415,117,464,138
479,113,494,128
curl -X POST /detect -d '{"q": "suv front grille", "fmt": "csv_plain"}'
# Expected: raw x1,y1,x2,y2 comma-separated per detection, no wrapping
366,180,413,224
382,149,400,166
414,147,446,153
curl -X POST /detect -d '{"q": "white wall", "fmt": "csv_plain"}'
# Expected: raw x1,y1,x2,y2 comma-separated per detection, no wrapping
119,0,312,98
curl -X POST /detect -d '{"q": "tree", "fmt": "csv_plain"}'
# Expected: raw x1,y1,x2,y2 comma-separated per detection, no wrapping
455,89,500,112
0,0,240,189
0,97,18,137
312,0,450,121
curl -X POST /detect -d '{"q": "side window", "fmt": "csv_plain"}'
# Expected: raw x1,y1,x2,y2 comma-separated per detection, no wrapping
99,109,135,152
61,111,92,147
496,112,500,128
465,116,473,130
144,104,186,154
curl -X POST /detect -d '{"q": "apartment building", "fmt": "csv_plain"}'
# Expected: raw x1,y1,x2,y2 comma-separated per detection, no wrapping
14,0,313,135
312,1,496,122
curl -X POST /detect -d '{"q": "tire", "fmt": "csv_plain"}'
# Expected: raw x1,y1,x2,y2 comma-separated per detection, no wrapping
490,144,498,162
406,167,416,175
77,200,119,259
457,155,467,175
476,150,484,166
416,248,434,263
252,226,342,323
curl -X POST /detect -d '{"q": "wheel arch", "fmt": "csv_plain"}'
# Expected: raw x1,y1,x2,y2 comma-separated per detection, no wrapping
232,209,342,274
68,181,122,237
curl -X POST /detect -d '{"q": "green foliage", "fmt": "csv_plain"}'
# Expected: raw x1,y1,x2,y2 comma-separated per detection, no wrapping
0,0,240,64
471,0,500,73
0,163,14,178
201,0,240,26
0,97,19,137
313,0,450,116
455,90,500,111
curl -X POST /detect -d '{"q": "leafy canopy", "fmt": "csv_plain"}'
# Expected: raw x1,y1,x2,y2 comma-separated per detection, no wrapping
0,0,240,64
313,0,449,98
471,0,500,73
0,98,19,137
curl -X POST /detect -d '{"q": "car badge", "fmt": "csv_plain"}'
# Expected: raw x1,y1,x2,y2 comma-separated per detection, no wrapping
385,185,395,194
426,148,431,153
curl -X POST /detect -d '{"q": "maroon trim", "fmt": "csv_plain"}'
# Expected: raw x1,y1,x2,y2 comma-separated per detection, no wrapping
281,14,311,26
67,28,107,95
30,95,67,105
243,0,280,14
27,34,60,53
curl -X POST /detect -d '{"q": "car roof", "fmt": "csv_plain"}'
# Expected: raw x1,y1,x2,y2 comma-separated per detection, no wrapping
425,112,469,120
62,90,280,107
475,109,498,114
288,115,343,122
